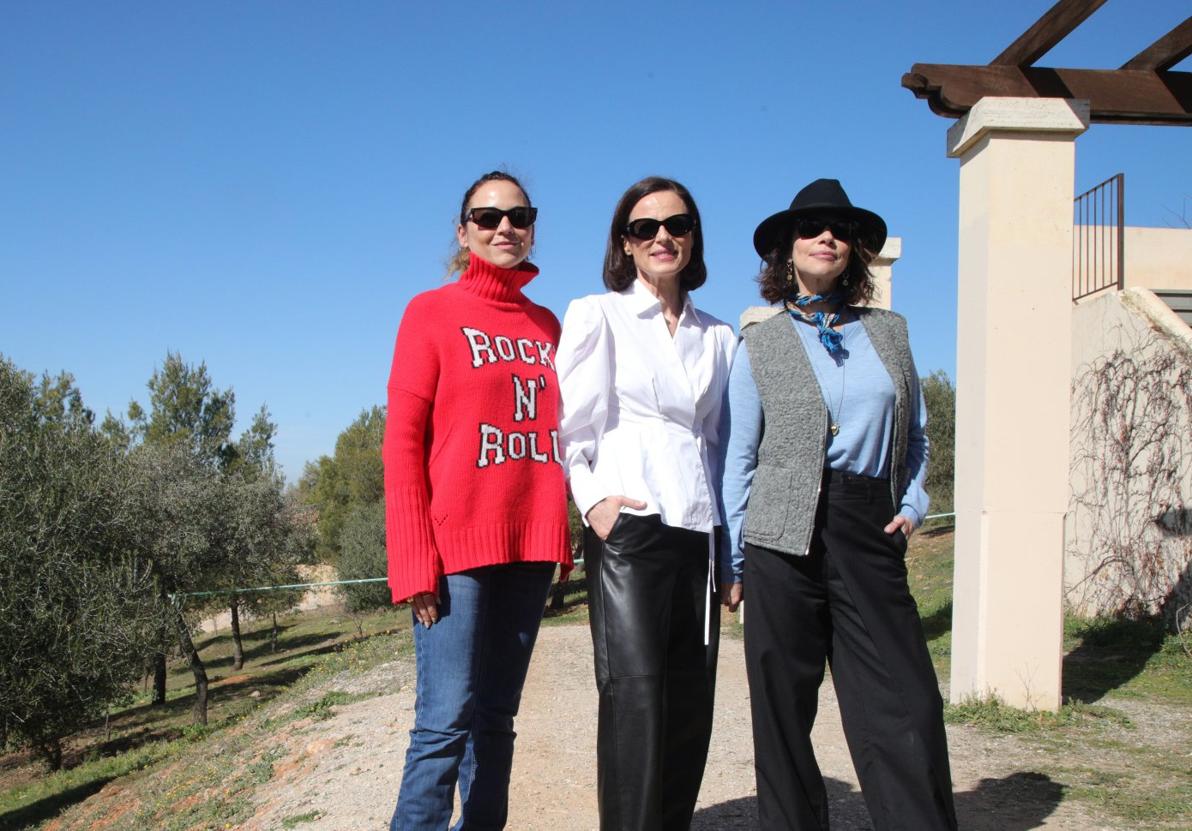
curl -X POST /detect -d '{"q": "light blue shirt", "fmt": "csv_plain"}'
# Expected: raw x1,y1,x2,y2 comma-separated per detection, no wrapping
719,315,929,584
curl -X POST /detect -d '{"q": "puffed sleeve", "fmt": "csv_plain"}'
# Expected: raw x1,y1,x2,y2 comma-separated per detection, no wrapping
556,296,614,521
383,295,442,603
702,323,737,514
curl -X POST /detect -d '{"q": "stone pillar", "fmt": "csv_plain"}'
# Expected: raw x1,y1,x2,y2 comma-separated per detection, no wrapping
947,97,1089,711
867,237,902,310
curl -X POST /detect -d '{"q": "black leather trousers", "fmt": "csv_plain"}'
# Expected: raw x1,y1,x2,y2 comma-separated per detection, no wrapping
584,514,720,831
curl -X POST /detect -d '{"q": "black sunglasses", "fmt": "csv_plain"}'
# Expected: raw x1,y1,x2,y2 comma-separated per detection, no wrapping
625,213,697,241
794,217,858,243
466,206,538,230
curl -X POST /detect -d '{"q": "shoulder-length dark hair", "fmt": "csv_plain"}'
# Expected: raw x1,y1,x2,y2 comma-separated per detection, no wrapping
447,170,532,276
756,227,876,306
602,177,707,292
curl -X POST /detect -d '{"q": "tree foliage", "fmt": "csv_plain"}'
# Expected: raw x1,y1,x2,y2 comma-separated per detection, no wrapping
218,464,308,669
128,352,236,469
0,358,160,768
922,370,956,514
299,406,385,563
242,488,314,624
0,350,313,761
122,354,306,721
337,500,390,618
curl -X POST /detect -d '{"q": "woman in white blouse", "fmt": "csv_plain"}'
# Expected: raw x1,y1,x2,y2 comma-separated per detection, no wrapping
556,176,736,831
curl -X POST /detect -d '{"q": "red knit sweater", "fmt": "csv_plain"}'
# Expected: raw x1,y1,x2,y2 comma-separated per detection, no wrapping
383,255,573,603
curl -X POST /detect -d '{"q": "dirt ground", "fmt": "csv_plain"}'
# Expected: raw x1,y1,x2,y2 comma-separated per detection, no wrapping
237,622,1145,831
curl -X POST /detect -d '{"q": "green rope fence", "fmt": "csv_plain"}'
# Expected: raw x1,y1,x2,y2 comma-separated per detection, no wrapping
176,512,957,599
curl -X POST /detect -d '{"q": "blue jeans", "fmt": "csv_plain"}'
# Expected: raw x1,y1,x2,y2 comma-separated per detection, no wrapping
391,562,555,831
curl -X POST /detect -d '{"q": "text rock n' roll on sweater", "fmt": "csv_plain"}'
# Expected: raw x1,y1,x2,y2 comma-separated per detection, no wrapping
382,255,573,603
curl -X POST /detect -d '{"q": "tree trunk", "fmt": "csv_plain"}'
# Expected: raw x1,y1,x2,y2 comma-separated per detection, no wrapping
270,612,279,653
151,578,170,705
1,715,7,751
171,604,209,725
152,652,167,705
230,594,244,671
36,736,63,771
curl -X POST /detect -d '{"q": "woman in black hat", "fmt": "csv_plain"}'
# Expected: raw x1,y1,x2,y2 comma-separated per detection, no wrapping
721,179,958,830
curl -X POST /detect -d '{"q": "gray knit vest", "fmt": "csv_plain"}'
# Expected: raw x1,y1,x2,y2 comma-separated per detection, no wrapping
740,308,915,557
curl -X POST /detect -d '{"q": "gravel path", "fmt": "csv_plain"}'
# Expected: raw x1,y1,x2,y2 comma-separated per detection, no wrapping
243,623,1122,830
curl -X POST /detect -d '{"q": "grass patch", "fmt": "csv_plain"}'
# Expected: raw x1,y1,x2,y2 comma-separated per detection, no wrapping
291,691,377,723
0,740,177,831
944,695,1132,733
246,746,285,785
13,627,412,830
910,529,1190,830
282,810,324,827
0,604,410,829
1064,763,1192,828
1063,615,1192,705
541,572,591,626
907,526,955,679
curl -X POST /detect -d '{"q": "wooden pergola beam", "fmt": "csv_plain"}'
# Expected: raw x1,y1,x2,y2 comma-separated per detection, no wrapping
902,64,1192,125
992,0,1108,68
1121,16,1192,72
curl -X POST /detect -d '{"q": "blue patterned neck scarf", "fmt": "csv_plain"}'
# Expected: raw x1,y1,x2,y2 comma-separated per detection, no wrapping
785,289,847,357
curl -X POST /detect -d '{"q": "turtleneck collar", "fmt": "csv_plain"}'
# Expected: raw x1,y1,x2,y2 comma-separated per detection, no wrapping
458,254,538,304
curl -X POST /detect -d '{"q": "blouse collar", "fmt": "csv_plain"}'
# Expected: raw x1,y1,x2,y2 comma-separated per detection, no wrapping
624,277,702,327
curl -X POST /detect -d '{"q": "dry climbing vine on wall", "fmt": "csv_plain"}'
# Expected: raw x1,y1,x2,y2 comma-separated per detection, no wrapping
1068,326,1192,629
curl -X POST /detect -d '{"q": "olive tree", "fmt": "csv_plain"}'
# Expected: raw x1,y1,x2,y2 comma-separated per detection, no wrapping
0,358,159,768
336,500,391,635
921,370,956,515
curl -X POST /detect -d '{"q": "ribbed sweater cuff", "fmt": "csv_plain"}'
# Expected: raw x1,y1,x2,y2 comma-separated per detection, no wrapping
386,485,440,603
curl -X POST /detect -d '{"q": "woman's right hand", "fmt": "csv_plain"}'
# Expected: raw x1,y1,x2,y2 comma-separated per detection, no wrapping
410,592,439,628
586,495,648,540
721,582,743,612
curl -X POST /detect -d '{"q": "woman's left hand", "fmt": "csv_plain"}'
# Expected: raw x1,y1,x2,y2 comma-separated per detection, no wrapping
884,514,916,541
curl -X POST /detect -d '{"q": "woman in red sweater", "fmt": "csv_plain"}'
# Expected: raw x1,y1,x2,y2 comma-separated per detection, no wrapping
383,170,572,831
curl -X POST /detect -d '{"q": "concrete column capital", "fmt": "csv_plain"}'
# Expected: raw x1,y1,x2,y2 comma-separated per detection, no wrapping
947,97,1090,159
872,237,902,268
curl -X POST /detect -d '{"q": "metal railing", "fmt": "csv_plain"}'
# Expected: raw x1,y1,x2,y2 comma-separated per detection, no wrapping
1073,173,1125,301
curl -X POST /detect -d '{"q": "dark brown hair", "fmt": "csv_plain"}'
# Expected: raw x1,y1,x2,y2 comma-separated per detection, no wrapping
602,177,707,292
447,170,532,275
756,226,876,305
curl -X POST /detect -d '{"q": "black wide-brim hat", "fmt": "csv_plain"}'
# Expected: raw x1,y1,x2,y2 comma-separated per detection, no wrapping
752,178,887,258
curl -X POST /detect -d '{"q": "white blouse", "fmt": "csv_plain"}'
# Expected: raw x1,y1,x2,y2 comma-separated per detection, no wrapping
556,279,737,532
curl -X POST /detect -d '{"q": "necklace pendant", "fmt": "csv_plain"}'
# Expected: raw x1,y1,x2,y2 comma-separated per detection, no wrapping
830,423,840,437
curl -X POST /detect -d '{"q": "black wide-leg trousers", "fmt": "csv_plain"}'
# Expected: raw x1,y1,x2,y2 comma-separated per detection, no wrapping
584,514,720,831
744,471,958,831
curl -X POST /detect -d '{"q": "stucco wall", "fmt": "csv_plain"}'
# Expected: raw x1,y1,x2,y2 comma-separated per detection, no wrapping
1067,288,1192,624
1074,225,1192,304
1123,226,1192,292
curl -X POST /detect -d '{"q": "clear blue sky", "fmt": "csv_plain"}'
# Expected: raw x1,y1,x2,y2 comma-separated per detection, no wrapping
4,1,1190,482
